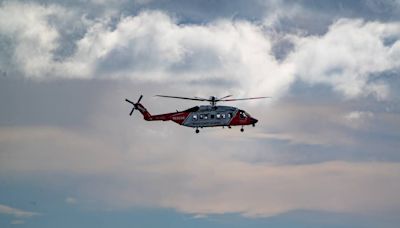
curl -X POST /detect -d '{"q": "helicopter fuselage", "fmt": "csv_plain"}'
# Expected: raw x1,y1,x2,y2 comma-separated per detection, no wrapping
142,105,258,129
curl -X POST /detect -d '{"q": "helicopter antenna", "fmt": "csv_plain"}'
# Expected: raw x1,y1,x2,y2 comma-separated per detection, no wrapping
155,95,270,106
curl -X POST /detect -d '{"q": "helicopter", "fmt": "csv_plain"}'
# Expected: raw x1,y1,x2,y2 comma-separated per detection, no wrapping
125,95,269,133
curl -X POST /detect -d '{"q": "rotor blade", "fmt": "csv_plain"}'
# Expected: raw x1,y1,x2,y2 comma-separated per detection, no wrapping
129,108,135,116
156,95,209,101
194,96,208,100
217,95,232,100
126,98,136,116
125,99,134,105
137,95,143,103
220,96,271,102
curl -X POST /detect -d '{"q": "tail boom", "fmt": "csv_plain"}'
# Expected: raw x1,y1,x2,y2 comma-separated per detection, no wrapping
135,103,153,120
126,96,189,124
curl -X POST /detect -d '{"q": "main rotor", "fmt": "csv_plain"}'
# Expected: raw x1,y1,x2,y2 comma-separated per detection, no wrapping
156,94,269,106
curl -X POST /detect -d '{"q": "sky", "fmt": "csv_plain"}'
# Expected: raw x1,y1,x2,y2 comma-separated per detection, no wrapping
1,0,400,227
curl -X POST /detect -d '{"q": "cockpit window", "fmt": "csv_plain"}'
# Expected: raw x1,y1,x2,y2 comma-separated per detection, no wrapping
239,110,247,119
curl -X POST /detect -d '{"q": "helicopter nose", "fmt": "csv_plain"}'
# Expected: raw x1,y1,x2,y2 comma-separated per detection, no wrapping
251,118,258,124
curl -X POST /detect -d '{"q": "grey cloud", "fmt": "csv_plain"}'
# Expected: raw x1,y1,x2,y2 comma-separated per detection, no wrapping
2,72,400,164
1,76,400,218
0,204,39,218
5,0,400,34
2,122,400,217
2,2,400,100
1,0,400,221
0,77,111,127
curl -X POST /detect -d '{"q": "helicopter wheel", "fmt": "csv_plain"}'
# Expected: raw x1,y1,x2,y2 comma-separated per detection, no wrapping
240,127,244,132
195,128,200,134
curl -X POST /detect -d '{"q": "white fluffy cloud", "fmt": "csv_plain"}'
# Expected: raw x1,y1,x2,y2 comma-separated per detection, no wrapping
0,2,65,77
62,10,295,98
2,2,399,99
288,19,400,100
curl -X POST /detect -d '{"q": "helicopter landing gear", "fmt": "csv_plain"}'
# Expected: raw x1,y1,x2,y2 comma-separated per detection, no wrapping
240,126,244,132
195,128,200,134
252,123,255,127
228,126,231,129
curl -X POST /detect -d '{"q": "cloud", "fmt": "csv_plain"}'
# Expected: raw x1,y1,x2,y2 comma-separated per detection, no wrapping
0,2,66,77
1,1,400,222
1,2,400,100
248,101,356,146
1,125,400,217
0,204,39,218
159,161,400,217
0,2,294,98
60,10,295,98
345,111,374,121
65,197,78,204
0,2,400,99
365,0,400,14
192,214,207,219
10,220,25,225
288,18,400,100
344,111,375,129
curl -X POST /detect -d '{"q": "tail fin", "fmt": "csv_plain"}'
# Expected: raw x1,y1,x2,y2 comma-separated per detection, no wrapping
125,95,153,120
135,103,152,120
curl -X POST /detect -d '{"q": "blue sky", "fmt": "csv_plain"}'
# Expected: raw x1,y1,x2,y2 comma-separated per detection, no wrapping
1,0,400,227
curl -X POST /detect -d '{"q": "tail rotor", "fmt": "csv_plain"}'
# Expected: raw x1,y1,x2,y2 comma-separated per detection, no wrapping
125,95,143,116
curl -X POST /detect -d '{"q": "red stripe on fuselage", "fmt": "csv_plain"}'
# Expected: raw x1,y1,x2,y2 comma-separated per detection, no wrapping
150,111,190,125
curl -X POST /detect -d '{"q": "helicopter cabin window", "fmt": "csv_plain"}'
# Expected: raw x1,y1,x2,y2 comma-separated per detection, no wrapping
221,113,226,119
203,114,208,120
210,114,215,119
239,110,247,119
192,114,198,120
216,113,221,119
228,113,233,118
199,114,203,119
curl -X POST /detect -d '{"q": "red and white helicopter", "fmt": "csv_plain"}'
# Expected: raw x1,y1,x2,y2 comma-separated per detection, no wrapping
125,95,268,133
